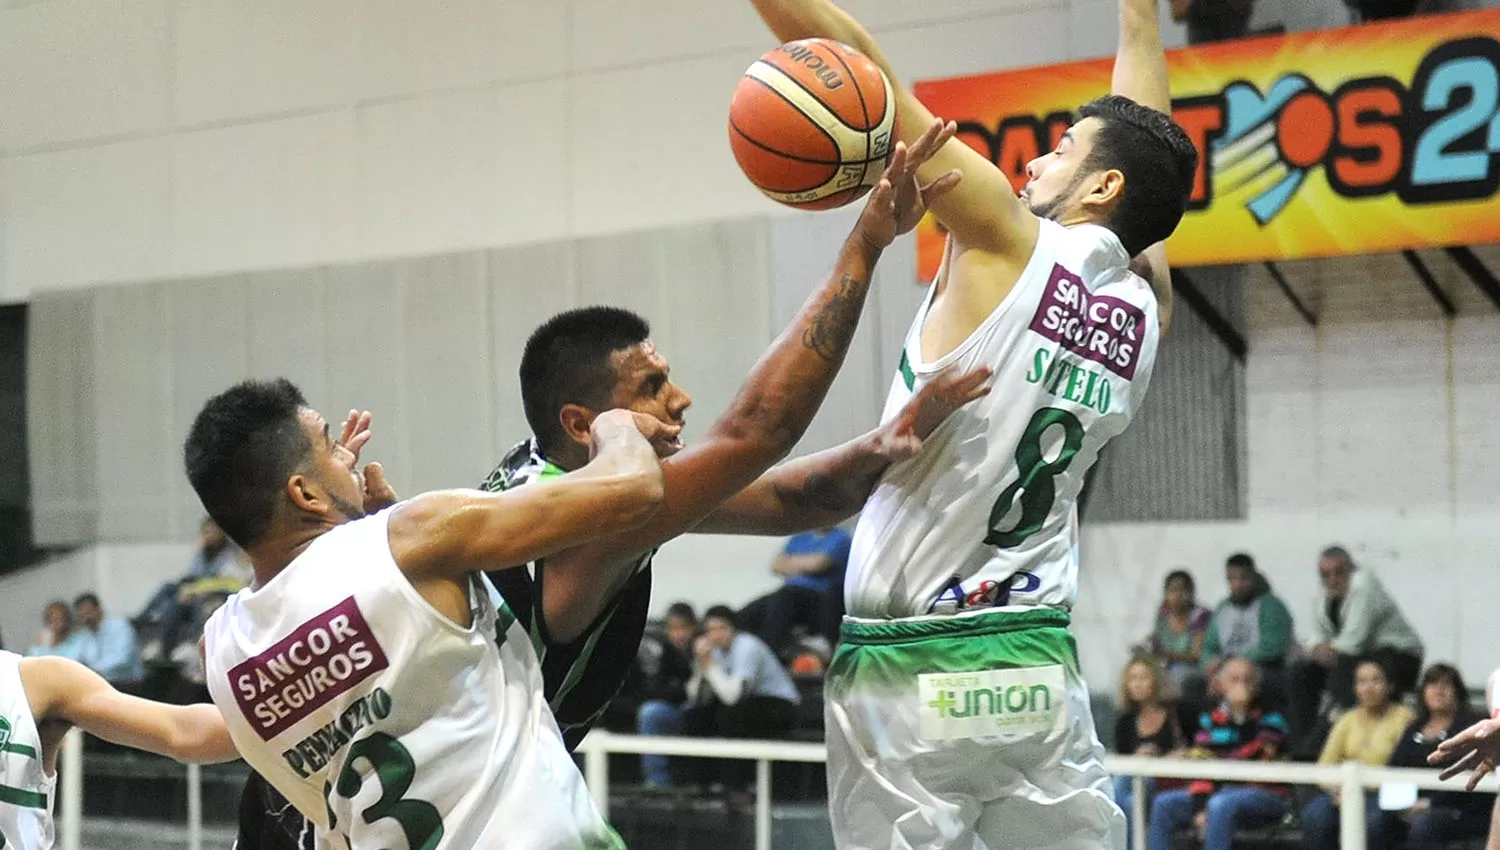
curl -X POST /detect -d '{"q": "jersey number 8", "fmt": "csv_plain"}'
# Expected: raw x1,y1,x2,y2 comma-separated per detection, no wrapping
986,407,1085,549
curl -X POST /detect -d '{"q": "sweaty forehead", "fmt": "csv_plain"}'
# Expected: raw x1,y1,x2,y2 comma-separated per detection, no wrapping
610,340,669,375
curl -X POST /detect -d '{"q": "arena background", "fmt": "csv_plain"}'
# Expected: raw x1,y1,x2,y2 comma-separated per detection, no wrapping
1,0,1498,846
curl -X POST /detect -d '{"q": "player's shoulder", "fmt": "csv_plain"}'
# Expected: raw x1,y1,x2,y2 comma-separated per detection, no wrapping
481,438,548,493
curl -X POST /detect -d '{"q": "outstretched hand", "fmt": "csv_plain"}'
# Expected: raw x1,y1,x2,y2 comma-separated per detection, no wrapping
855,117,963,250
1431,716,1500,791
868,364,992,463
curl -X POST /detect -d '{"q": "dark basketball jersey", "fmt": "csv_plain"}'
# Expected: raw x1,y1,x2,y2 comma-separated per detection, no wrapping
480,439,656,751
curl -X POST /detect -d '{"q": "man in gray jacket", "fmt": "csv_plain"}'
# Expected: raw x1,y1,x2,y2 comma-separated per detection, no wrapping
1289,545,1424,751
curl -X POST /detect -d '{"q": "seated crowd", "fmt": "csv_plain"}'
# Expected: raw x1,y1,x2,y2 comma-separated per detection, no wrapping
1115,545,1492,849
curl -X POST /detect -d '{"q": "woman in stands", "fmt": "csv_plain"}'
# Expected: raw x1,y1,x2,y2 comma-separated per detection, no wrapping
1300,656,1415,849
1372,664,1491,849
1113,656,1184,848
1138,570,1211,701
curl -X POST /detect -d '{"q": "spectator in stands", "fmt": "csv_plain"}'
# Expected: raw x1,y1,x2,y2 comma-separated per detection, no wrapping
1201,554,1294,697
136,517,246,659
1147,657,1291,850
73,592,143,686
1170,0,1255,44
1135,570,1211,701
1372,664,1492,849
1289,546,1424,752
737,526,850,657
635,602,699,788
683,605,800,790
1114,657,1185,849
1300,656,1416,849
28,600,88,661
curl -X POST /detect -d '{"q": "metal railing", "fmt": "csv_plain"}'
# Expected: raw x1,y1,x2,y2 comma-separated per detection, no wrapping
53,728,1489,850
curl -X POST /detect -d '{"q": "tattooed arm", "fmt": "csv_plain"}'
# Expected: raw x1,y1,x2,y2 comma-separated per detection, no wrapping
535,120,965,643
696,364,992,536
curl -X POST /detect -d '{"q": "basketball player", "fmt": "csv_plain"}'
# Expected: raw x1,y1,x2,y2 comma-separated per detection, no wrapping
480,118,980,751
1,652,237,850
747,0,1198,846
191,378,677,849
232,122,979,849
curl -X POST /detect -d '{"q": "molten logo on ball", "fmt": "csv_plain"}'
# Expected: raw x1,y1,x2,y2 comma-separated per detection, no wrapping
729,38,898,210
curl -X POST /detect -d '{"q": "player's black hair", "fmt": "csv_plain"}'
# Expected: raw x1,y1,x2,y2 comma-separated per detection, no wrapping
665,602,698,624
1163,569,1194,594
184,378,312,550
73,592,101,609
1075,94,1199,256
703,605,738,629
1226,552,1256,571
520,307,652,456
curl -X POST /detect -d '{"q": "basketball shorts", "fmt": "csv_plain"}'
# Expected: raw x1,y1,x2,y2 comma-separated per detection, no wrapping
826,606,1124,850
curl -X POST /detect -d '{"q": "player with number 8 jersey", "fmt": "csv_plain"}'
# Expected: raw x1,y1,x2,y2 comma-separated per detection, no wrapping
749,0,1195,845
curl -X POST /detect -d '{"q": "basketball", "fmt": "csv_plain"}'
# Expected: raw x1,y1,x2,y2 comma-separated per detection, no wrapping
729,38,897,210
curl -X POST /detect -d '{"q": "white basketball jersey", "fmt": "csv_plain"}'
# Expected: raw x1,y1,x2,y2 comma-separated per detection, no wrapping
0,652,54,850
847,220,1160,619
203,511,619,850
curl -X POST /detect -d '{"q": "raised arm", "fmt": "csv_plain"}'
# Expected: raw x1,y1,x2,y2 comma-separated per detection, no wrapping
749,0,1038,263
536,129,959,642
22,656,238,764
697,363,991,535
1115,0,1176,332
390,410,669,581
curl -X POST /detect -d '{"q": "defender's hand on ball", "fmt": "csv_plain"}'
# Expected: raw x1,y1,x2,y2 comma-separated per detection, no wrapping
871,364,992,463
855,118,962,250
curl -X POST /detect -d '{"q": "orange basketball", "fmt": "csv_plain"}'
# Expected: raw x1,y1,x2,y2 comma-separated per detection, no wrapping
729,38,897,210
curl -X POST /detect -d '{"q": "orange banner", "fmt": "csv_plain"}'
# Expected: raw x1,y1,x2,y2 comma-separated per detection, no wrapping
914,9,1500,278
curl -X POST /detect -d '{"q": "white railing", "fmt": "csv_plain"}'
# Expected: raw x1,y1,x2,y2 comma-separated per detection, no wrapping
53,728,1489,850
578,732,1493,850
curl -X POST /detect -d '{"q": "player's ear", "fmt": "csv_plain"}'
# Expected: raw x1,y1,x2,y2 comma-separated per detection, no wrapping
286,473,329,517
557,403,596,449
1083,168,1126,213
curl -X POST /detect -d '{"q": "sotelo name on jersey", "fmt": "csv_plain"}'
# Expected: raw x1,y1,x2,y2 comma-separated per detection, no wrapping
282,688,392,778
1025,348,1111,414
228,597,390,739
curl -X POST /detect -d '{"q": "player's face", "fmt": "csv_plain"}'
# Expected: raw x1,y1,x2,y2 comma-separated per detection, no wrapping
1354,662,1391,709
296,409,366,524
1021,117,1104,223
608,341,692,440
